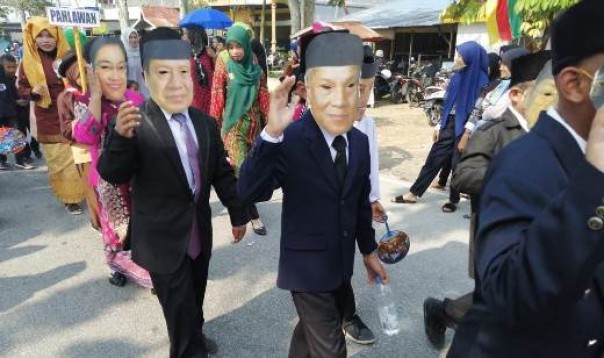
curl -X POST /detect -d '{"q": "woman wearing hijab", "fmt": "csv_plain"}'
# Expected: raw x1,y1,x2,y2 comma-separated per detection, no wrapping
210,23,270,236
18,17,85,215
392,41,488,213
184,25,215,115
121,28,148,98
73,37,152,289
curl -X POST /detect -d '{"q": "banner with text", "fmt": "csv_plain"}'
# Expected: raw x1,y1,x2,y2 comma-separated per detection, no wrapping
46,7,101,28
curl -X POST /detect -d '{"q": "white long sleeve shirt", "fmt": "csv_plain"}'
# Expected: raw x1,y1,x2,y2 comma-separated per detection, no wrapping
354,116,380,203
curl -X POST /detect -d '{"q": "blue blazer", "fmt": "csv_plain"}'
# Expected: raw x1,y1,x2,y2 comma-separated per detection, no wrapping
238,112,377,292
449,113,604,357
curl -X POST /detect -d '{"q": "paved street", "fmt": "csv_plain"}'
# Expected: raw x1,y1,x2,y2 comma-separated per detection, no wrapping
0,166,472,358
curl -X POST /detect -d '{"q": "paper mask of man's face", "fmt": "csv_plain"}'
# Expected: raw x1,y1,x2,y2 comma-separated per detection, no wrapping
307,65,360,136
145,59,193,114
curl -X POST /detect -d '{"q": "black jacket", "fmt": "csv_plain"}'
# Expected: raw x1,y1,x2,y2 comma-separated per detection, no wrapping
97,99,248,274
0,68,18,119
238,113,377,292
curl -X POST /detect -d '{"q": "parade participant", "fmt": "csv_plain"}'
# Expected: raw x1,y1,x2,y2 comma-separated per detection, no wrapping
392,41,488,213
71,38,152,288
448,1,604,355
238,31,388,358
0,54,34,170
210,23,270,236
127,80,139,92
57,50,101,232
423,51,551,348
97,28,248,357
18,16,85,214
212,36,225,54
121,28,149,98
184,25,214,115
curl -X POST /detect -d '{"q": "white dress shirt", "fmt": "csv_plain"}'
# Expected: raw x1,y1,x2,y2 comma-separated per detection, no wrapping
354,116,381,202
509,105,530,132
161,108,199,193
547,107,587,154
260,127,349,163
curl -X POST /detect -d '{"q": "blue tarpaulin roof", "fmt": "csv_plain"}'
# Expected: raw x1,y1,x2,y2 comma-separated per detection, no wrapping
337,0,452,29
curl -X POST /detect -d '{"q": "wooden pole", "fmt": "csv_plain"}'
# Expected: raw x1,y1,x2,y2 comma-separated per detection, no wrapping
73,27,87,93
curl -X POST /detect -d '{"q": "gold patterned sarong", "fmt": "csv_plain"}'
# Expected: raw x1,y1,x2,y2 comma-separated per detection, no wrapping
41,143,85,204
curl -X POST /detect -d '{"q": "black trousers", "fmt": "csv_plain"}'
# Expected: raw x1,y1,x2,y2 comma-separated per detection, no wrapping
149,254,210,358
409,116,462,203
289,282,355,358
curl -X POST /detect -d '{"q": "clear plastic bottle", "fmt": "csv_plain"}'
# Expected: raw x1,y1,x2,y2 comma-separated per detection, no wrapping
375,277,400,336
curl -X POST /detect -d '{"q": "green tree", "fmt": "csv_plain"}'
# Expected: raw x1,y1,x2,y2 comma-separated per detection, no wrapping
441,0,579,49
0,0,53,25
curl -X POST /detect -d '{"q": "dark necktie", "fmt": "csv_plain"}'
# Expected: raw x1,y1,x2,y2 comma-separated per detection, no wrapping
332,135,347,186
172,113,201,259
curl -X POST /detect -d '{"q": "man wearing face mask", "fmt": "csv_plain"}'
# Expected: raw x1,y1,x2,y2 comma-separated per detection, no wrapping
447,1,604,356
97,28,248,358
238,31,388,358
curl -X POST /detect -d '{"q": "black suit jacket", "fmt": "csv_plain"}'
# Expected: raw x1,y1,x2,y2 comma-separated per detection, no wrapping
97,99,248,275
237,112,377,292
449,113,604,357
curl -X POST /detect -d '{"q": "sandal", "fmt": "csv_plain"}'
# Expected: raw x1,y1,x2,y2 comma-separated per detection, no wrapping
391,195,417,204
430,183,446,191
441,202,457,213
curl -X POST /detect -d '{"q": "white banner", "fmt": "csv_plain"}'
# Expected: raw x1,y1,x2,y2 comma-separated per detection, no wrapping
46,7,101,28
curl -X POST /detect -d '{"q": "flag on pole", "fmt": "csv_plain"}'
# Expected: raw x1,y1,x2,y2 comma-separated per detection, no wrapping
487,0,522,44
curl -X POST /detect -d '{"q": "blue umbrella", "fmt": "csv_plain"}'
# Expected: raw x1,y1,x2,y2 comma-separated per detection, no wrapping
180,8,233,29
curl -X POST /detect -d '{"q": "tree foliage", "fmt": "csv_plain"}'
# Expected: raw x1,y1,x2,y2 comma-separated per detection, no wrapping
441,0,579,43
0,0,52,17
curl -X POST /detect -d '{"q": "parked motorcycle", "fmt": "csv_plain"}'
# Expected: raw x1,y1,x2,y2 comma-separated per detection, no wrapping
421,71,450,126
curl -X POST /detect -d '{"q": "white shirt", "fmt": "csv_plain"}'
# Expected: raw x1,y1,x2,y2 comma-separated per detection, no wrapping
161,108,199,193
547,107,587,154
354,116,380,202
509,105,530,132
260,126,349,162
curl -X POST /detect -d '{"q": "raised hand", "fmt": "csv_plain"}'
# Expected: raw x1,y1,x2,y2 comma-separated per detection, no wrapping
86,65,102,99
114,101,140,138
265,75,299,138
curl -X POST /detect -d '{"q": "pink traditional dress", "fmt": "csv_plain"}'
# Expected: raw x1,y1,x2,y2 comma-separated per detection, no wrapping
73,89,152,288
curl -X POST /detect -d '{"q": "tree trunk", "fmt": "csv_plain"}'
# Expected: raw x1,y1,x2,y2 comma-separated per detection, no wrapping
179,0,188,19
301,0,314,28
19,8,27,27
261,0,266,46
288,0,301,35
117,0,130,30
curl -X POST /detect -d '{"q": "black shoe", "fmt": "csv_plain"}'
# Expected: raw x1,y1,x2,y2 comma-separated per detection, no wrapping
203,335,218,354
65,203,83,215
251,219,267,236
108,272,127,287
423,297,446,348
34,150,43,159
343,314,376,345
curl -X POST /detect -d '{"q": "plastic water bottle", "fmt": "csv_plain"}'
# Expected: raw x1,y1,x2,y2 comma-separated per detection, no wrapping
375,277,400,336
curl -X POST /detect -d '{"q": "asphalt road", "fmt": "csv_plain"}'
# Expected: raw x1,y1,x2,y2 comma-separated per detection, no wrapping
0,163,472,358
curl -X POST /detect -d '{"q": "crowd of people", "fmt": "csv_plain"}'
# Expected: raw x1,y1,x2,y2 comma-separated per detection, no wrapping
1,0,603,356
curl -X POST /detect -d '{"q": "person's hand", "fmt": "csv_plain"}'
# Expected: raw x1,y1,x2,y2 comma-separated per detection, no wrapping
586,105,604,172
114,101,140,138
371,201,386,222
433,129,440,143
457,130,471,153
363,252,388,285
232,225,246,243
266,75,298,138
86,65,102,99
31,84,48,98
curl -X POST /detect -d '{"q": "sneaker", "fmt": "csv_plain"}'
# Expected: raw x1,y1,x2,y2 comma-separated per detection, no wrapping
14,161,35,170
0,162,9,171
343,314,376,345
423,297,447,348
34,150,43,159
65,203,83,215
